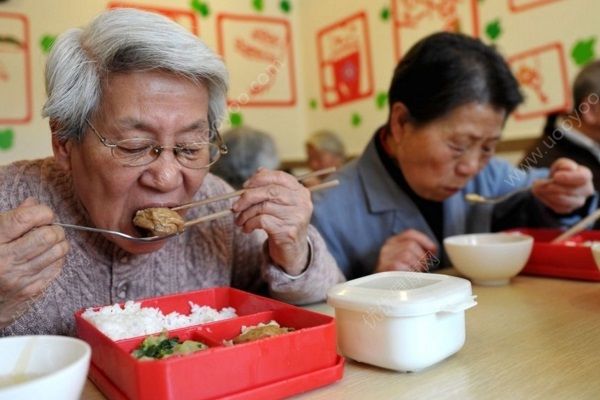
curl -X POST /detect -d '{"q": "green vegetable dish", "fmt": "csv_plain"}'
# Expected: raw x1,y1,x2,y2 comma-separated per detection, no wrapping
132,331,208,360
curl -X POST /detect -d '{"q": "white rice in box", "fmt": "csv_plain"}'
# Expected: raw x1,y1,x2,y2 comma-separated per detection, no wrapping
82,300,237,340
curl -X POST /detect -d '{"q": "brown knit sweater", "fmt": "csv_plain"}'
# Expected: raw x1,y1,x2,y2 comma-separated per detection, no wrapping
0,158,344,336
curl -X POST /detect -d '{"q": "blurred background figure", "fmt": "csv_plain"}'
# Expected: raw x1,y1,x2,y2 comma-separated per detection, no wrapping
304,130,347,186
520,60,600,188
211,126,280,189
520,61,600,227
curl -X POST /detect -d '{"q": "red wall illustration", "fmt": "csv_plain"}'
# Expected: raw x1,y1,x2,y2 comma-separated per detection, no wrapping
316,12,374,109
108,2,199,34
508,43,570,120
0,12,32,125
391,0,480,60
508,0,562,13
217,14,296,107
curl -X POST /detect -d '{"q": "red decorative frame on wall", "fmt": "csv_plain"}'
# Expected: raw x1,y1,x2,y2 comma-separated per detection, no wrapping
391,0,480,61
508,42,570,120
0,12,32,125
316,11,374,109
508,0,563,13
216,13,297,108
107,2,199,35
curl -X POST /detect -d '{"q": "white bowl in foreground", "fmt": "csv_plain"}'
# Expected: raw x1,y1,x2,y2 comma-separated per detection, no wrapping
328,271,477,372
0,335,91,400
444,232,534,286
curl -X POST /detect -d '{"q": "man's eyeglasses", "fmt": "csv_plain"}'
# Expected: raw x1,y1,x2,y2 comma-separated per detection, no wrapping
85,119,228,169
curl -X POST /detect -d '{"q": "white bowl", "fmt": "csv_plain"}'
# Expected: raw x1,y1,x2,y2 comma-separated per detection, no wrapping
328,271,477,372
444,233,534,286
0,335,91,400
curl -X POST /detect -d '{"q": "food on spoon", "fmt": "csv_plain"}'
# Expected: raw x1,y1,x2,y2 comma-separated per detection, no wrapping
229,320,294,345
465,193,486,203
133,207,185,236
132,331,208,360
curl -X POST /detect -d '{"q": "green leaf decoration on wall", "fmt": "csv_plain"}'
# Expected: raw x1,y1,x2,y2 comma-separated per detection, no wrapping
351,113,362,127
40,35,56,53
280,0,292,13
380,7,390,21
571,38,596,66
375,92,388,109
309,99,318,109
190,0,210,17
0,128,15,150
252,0,264,12
485,19,502,41
230,112,243,127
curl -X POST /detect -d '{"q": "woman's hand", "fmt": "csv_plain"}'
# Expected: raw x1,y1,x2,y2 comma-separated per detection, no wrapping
376,229,438,273
232,169,312,276
532,158,595,214
0,198,69,328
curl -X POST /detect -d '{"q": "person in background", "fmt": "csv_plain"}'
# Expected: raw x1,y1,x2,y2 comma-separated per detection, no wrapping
303,130,346,186
211,126,280,189
311,32,596,279
519,61,600,227
0,8,343,336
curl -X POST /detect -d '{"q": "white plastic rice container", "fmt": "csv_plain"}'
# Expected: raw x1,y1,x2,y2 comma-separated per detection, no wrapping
327,271,477,372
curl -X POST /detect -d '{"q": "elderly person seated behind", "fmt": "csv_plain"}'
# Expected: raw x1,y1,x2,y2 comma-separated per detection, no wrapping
211,126,280,189
304,130,346,186
311,32,596,279
519,61,600,229
0,8,343,337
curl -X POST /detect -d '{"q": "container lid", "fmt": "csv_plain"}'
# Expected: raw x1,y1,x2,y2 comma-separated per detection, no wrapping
327,271,476,317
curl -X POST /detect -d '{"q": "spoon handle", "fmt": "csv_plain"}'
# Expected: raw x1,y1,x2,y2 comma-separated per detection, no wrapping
53,222,134,239
550,209,600,243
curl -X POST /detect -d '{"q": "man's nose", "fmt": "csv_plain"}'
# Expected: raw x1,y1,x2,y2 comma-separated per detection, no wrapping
140,149,184,191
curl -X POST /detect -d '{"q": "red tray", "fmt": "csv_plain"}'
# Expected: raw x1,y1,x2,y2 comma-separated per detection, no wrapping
75,287,344,400
508,228,600,281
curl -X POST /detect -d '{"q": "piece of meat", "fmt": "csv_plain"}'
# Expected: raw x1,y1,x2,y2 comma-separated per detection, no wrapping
133,207,185,237
232,324,294,344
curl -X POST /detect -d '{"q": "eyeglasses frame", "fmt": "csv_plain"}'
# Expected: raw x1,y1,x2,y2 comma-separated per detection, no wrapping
84,118,228,169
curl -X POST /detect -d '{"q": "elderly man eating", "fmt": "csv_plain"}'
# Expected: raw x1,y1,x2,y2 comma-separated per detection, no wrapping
0,8,343,336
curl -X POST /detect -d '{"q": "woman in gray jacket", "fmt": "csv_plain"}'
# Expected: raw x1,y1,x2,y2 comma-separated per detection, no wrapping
312,32,596,279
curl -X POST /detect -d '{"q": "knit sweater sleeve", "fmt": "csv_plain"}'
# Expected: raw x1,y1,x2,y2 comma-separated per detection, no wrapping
201,174,345,305
261,224,345,305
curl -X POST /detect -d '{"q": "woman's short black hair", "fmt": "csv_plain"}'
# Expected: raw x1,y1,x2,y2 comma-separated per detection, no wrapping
388,32,523,124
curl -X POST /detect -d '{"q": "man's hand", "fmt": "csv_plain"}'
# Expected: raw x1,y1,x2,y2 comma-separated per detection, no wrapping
232,169,312,276
0,198,68,328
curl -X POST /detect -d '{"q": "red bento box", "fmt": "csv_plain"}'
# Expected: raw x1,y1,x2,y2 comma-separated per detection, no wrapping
75,287,344,400
508,228,600,281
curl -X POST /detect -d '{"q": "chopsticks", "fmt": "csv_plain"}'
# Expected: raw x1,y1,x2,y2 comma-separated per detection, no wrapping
550,209,600,243
182,179,339,228
172,167,337,211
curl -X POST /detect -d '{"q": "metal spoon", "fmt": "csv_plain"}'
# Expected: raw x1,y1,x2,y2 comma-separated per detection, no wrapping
465,187,531,205
53,222,177,243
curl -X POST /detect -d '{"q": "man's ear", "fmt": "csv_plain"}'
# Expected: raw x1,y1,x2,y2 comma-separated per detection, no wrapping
50,120,72,171
389,102,411,143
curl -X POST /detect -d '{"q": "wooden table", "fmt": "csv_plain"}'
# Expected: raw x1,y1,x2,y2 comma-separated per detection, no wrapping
82,272,600,399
